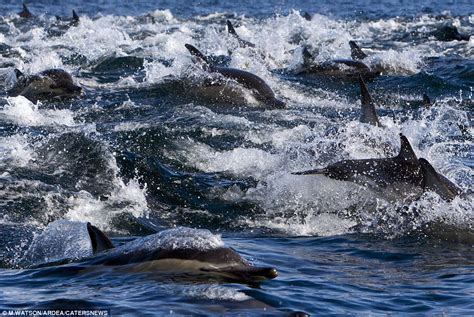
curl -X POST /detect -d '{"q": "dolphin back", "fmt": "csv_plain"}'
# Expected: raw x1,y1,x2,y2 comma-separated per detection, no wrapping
213,66,284,108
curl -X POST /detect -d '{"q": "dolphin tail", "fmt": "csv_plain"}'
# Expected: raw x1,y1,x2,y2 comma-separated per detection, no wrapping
184,44,210,66
349,41,368,60
358,76,381,126
422,93,431,108
419,158,461,201
292,168,327,175
396,134,418,164
227,20,237,35
87,222,115,254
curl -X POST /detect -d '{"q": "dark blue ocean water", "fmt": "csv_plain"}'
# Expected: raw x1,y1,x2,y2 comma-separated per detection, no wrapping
0,1,473,316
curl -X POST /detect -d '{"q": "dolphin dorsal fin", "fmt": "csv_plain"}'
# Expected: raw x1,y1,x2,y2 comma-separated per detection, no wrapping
358,76,381,126
87,222,114,254
349,41,368,60
227,20,237,35
72,10,79,21
19,4,33,18
419,158,458,201
423,93,431,108
14,69,24,80
396,134,418,163
302,12,312,21
185,44,210,66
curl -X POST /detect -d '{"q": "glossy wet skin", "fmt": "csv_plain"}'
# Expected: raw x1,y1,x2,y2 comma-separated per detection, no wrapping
324,157,422,188
212,66,285,108
84,246,278,283
185,43,285,108
419,158,462,201
9,69,82,102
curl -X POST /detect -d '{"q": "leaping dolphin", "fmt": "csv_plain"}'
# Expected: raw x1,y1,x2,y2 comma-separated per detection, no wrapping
293,134,422,189
84,223,278,284
8,69,82,102
292,134,463,201
185,44,285,108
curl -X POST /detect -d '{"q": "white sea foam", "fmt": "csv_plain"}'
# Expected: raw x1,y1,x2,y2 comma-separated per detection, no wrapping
0,96,75,127
0,134,35,167
20,220,92,266
123,227,224,252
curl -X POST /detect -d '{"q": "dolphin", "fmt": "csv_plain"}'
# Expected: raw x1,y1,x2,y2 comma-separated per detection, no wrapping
293,134,464,201
358,76,382,126
434,25,471,41
295,41,381,79
292,134,422,192
226,20,256,48
83,223,278,284
8,69,82,102
185,44,285,108
18,4,34,19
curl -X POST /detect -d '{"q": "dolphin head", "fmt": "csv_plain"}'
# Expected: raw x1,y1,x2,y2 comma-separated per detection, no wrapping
193,247,278,283
15,69,82,101
40,69,82,94
267,97,286,109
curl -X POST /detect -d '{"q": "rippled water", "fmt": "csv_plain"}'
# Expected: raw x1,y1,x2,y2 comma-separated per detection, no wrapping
0,1,473,316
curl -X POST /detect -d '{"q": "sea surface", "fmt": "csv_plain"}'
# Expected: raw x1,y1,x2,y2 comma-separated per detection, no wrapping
0,0,473,316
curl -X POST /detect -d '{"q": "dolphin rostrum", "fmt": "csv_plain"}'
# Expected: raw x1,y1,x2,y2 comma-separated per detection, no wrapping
83,223,278,284
8,69,82,102
358,75,382,126
185,44,285,108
